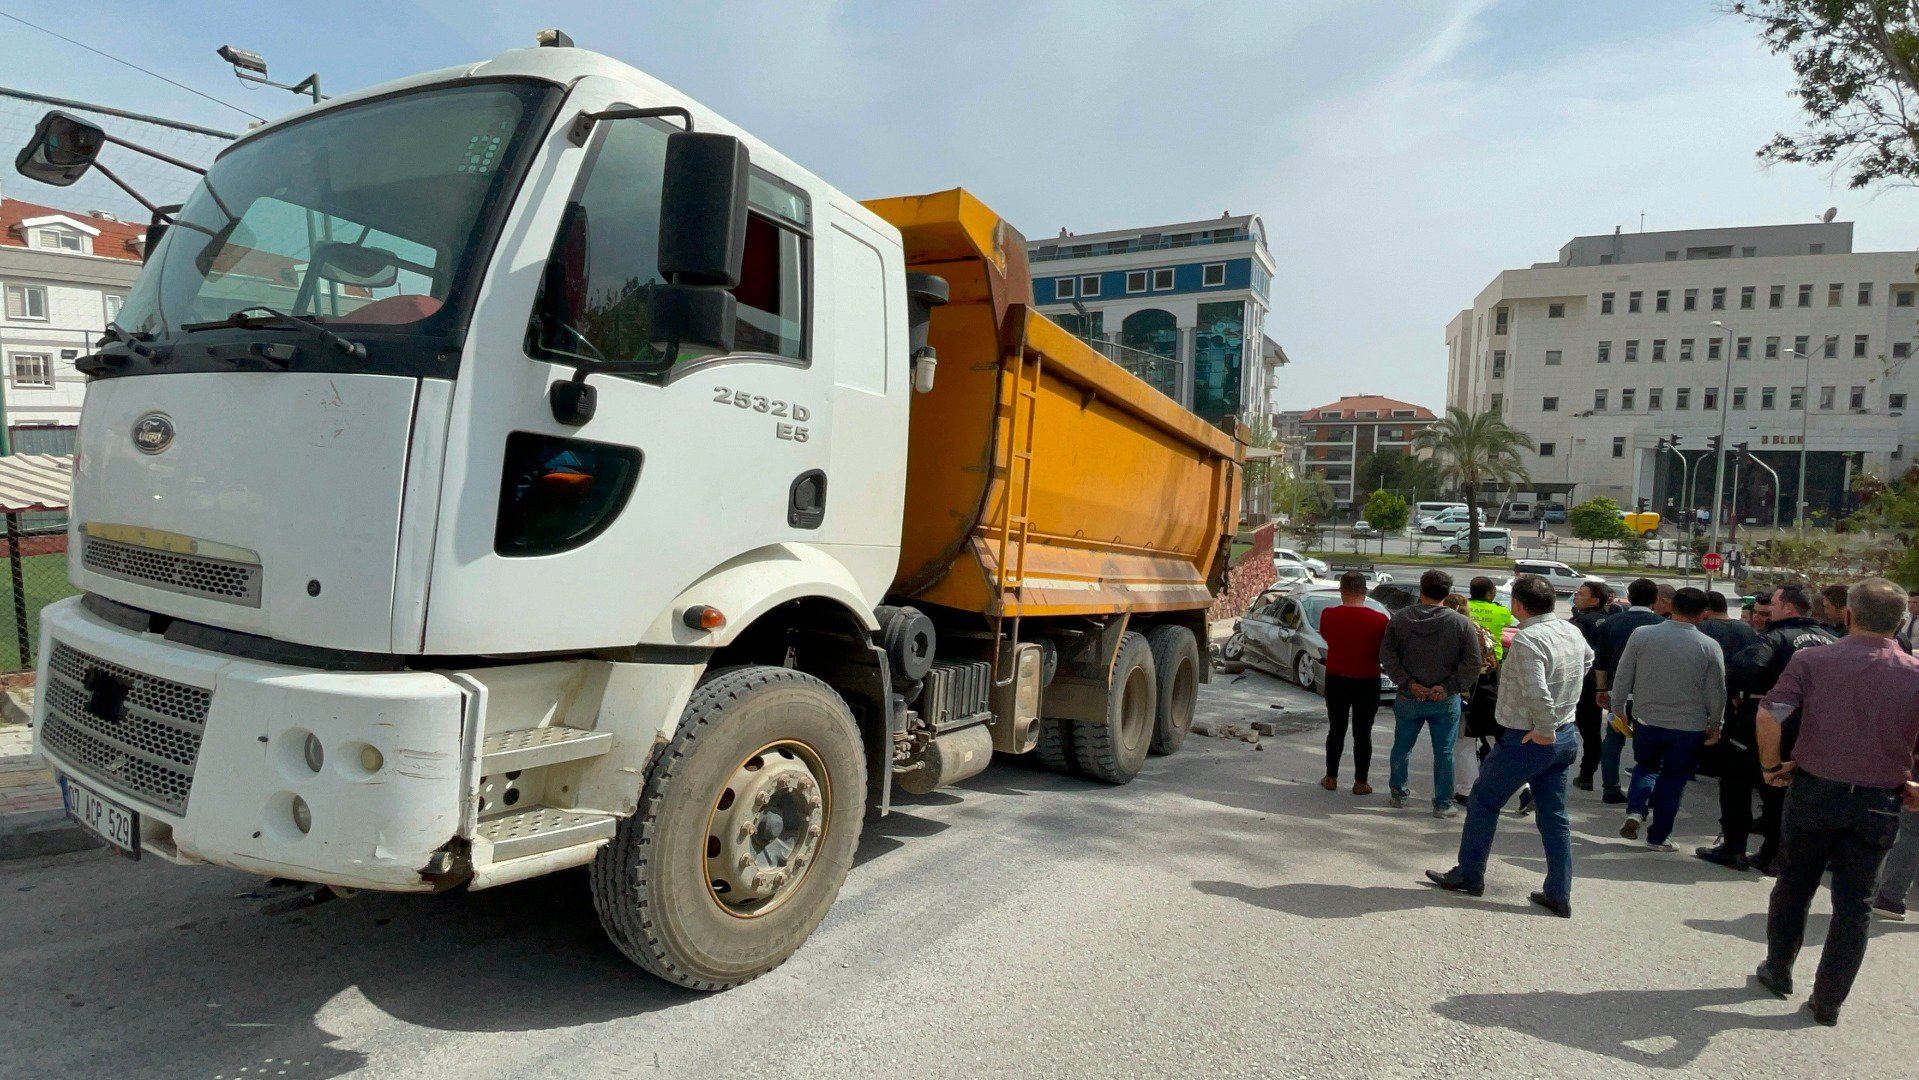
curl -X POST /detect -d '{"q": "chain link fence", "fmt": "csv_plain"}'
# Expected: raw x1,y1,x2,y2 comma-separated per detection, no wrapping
0,516,75,674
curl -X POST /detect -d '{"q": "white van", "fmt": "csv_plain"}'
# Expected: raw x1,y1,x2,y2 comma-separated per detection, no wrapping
1414,501,1466,526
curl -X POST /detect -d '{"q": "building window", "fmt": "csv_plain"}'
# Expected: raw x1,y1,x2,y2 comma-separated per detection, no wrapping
1789,385,1805,410
1494,307,1509,334
104,294,124,324
1666,250,1679,261
1489,392,1503,413
1648,388,1663,410
1652,339,1666,361
1152,268,1174,290
1737,337,1751,360
1820,385,1835,410
33,227,82,252
1542,396,1559,412
1733,386,1748,410
1544,349,1561,366
1769,284,1784,308
1809,243,1825,253
1547,302,1565,318
1621,388,1637,410
1824,335,1838,358
1704,387,1720,410
1794,334,1809,357
1125,270,1147,294
1859,282,1874,305
1539,441,1556,457
1625,339,1639,362
1711,287,1726,310
1079,275,1100,298
1597,340,1611,363
7,352,51,388
1854,334,1869,358
1761,386,1776,410
1896,342,1912,359
1201,263,1226,287
1594,389,1608,411
1740,286,1755,309
1828,282,1843,306
3,284,48,321
1765,336,1779,359
1742,246,1757,257
1891,392,1908,410
1628,291,1643,313
1680,338,1694,361
1612,436,1626,458
1708,338,1722,361
1851,385,1866,409
1677,387,1692,410
1655,290,1670,312
1056,277,1076,299
1491,349,1506,378
1897,287,1916,307
1798,284,1813,307
1684,288,1698,311
1601,292,1614,314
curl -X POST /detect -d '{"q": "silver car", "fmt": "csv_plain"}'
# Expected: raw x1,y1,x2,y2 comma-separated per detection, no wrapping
1223,586,1395,702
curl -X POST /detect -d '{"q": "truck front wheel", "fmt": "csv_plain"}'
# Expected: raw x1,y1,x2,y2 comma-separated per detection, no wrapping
590,666,866,990
1073,631,1157,784
1146,625,1199,756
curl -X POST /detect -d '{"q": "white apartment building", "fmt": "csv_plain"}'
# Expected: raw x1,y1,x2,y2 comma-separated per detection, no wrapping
0,186,143,453
1447,222,1918,524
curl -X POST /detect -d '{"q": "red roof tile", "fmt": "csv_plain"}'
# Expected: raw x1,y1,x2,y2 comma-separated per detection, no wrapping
0,196,145,261
1301,395,1436,422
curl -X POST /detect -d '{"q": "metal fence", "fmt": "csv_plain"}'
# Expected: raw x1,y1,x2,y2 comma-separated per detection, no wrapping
0,519,74,674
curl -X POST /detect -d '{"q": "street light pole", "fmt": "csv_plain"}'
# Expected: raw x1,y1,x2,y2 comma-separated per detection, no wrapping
1707,321,1736,589
1787,347,1812,538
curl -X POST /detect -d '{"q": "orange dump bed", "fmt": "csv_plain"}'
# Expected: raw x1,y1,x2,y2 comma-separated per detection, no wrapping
862,189,1242,620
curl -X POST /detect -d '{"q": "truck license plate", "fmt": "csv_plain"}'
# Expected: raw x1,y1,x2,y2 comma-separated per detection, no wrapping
59,774,140,859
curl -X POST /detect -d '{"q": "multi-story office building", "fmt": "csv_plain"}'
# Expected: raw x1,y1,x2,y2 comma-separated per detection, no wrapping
1,187,143,452
1299,395,1436,507
1027,214,1285,429
1447,221,1919,523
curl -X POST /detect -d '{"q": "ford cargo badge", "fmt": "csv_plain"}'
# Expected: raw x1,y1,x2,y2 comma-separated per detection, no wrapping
133,413,174,454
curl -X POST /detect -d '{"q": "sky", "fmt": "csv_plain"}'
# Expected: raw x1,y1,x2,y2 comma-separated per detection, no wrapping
4,0,1918,411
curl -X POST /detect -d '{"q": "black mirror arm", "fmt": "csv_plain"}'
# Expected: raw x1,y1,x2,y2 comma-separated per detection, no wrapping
548,347,682,428
86,158,161,216
568,105,693,146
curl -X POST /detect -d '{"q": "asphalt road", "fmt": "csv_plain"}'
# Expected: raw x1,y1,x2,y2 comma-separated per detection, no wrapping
2,672,1911,1079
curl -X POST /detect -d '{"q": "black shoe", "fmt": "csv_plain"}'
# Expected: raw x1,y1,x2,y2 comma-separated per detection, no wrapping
1424,868,1484,897
1750,852,1780,877
1603,789,1628,805
1753,963,1793,999
1695,844,1750,872
1805,1000,1839,1026
1453,792,1469,807
1573,776,1595,791
1530,891,1572,918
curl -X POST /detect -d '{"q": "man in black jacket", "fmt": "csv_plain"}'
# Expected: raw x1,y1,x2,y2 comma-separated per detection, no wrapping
1701,584,1836,874
1593,578,1664,803
1569,581,1618,791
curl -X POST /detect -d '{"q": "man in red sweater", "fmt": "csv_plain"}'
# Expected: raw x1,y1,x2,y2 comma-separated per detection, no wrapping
1320,570,1391,795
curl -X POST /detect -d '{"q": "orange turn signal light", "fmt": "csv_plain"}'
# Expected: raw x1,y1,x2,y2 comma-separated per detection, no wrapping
682,605,726,631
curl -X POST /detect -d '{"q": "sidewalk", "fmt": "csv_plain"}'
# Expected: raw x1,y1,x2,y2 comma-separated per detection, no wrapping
0,688,95,859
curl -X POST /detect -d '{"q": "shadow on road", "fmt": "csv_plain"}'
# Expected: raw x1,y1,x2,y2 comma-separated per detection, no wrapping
1193,879,1546,919
1432,985,1806,1068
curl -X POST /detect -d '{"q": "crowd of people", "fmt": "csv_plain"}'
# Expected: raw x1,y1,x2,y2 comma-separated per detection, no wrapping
1310,567,1919,1027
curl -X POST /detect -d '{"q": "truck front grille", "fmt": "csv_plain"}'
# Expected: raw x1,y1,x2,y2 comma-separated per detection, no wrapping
39,643,211,814
82,536,261,607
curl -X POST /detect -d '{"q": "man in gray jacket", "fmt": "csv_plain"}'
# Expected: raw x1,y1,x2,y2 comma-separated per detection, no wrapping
1612,586,1725,850
1380,569,1484,816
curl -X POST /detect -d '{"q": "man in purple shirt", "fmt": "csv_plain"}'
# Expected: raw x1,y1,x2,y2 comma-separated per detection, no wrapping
1750,578,1919,1026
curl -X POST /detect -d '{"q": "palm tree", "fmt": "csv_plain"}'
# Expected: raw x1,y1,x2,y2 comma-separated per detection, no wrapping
1413,407,1534,562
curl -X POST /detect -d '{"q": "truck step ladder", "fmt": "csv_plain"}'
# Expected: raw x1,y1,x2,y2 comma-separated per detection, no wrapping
994,348,1041,597
479,725,613,773
472,805,617,863
471,724,618,869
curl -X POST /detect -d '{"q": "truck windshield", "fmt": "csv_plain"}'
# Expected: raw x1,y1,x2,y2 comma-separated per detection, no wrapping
113,79,555,376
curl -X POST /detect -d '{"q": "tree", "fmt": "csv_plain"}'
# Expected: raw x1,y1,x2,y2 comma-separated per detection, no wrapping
1733,1,1919,188
1619,534,1650,567
1274,469,1336,524
1412,407,1534,562
1570,497,1632,561
1357,451,1441,502
1363,489,1409,554
1852,464,1919,586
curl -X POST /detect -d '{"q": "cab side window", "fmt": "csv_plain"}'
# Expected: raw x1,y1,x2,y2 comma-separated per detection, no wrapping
526,118,811,377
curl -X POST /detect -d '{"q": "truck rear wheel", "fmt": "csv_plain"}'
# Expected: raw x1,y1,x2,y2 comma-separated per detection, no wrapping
1073,631,1156,784
1146,625,1199,756
590,666,865,991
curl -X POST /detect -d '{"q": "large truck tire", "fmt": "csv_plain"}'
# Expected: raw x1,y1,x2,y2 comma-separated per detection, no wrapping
1073,631,1156,784
1033,718,1077,775
1146,625,1199,756
590,666,866,991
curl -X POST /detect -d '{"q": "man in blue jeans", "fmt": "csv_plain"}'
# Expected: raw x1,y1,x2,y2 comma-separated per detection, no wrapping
1611,587,1725,850
1592,578,1664,803
1427,574,1593,916
1380,569,1483,817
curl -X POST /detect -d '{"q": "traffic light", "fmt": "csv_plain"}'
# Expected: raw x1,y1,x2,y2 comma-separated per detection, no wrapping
1669,434,1684,448
1735,440,1752,464
1655,436,1670,454
1636,497,1649,513
1707,435,1722,453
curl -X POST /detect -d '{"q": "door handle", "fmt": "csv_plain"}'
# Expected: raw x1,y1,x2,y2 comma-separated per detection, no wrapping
788,470,827,529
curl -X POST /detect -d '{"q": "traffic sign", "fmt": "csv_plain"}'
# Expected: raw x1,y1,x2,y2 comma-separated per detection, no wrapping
1702,552,1724,572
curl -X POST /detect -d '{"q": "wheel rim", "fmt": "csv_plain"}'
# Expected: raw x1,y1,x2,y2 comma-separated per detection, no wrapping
1119,664,1153,752
703,739,831,919
1222,636,1244,661
1296,654,1314,690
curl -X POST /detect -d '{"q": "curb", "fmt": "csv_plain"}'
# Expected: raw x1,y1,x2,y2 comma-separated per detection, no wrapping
0,807,98,860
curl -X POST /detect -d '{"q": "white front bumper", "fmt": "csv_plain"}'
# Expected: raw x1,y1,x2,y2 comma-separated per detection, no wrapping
33,597,470,892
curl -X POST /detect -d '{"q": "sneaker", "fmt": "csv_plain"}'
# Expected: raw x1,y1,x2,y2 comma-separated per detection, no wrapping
1620,814,1645,841
1647,840,1677,852
1433,805,1459,819
1352,782,1373,796
1320,776,1338,791
1871,898,1908,922
1695,845,1750,872
1573,776,1595,792
1753,963,1793,999
1602,789,1628,805
1529,891,1572,919
1390,791,1410,809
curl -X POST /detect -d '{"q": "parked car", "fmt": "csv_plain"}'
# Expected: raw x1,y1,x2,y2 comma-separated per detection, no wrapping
1274,547,1329,576
1331,563,1394,587
1539,502,1568,524
1414,501,1468,527
1501,500,1535,522
1220,586,1396,701
1420,507,1486,534
1451,576,1514,607
1351,519,1375,537
1270,561,1319,588
1442,527,1511,555
1511,558,1605,596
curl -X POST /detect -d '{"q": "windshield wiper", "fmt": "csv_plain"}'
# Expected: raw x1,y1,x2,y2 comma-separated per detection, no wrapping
77,322,170,376
180,306,367,361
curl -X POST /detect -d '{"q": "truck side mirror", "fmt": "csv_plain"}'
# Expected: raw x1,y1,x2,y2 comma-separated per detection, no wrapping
658,131,748,287
14,110,105,187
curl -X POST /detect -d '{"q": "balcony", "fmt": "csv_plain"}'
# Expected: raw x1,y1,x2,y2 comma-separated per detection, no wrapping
1031,230,1253,262
1069,333,1186,403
